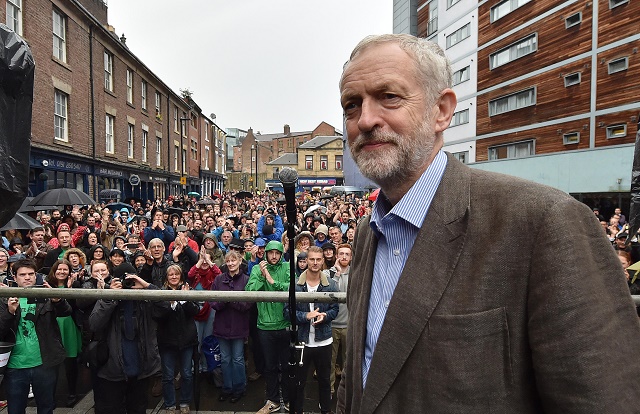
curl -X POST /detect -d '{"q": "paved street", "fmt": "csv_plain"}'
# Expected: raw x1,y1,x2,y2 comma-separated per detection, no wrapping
0,364,338,414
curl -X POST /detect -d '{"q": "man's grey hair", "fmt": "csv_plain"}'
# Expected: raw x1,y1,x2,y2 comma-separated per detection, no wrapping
340,34,452,104
148,238,165,248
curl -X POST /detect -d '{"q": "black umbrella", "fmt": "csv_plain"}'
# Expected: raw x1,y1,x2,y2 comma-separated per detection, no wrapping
0,212,43,231
196,198,216,206
166,207,184,216
105,202,133,213
99,189,121,201
29,188,95,207
320,194,335,200
18,197,57,212
234,191,253,199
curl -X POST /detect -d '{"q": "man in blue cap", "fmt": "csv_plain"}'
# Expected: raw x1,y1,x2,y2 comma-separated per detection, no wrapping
247,238,267,274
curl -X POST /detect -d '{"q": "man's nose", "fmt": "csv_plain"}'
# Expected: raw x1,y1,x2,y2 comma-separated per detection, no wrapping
357,99,383,133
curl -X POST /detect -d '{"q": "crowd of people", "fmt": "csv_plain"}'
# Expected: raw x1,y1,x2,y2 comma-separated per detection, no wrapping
0,189,364,414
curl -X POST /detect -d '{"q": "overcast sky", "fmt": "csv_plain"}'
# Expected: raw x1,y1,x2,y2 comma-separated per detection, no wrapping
107,1,392,135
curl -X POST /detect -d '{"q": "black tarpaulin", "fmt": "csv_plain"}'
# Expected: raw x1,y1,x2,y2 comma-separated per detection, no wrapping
0,24,34,228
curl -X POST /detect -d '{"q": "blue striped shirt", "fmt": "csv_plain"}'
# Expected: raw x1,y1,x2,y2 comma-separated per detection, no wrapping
362,150,447,387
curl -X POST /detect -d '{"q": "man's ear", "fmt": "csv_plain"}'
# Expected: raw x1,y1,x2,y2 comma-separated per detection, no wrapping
433,88,457,134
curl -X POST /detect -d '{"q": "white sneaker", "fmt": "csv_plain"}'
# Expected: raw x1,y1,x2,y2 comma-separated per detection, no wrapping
28,385,34,398
256,399,281,414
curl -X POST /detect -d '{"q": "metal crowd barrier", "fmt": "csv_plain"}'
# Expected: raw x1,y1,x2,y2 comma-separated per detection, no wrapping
0,287,346,303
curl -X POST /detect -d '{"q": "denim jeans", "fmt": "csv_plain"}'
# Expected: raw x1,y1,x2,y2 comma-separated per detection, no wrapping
258,328,291,403
5,364,59,414
195,309,215,372
218,337,247,396
159,346,194,408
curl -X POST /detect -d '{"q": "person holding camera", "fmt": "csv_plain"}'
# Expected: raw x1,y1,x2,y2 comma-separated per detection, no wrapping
0,258,72,414
257,209,284,242
143,208,175,254
154,264,198,414
45,259,83,406
89,262,161,414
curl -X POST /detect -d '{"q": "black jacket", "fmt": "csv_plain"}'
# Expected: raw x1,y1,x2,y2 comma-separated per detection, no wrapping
153,288,199,350
0,296,72,367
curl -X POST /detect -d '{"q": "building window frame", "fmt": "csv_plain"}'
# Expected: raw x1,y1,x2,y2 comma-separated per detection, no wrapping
305,155,313,170
446,23,470,49
156,137,161,167
6,0,22,36
126,69,134,104
105,114,115,154
320,155,328,170
606,124,627,139
52,8,66,62
174,145,179,172
427,1,438,36
127,123,134,158
563,132,580,144
452,66,470,86
565,12,582,28
54,89,68,142
608,57,629,74
335,155,343,170
488,87,536,116
155,91,161,118
450,109,469,127
564,72,581,87
452,151,469,163
490,33,537,70
488,139,535,160
490,0,532,22
104,51,113,92
609,0,629,9
447,0,461,9
141,80,147,110
141,129,148,163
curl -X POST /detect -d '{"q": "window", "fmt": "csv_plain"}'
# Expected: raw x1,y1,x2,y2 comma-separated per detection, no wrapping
174,145,179,171
489,87,536,116
488,139,535,160
205,122,209,142
609,0,629,9
335,155,343,170
565,12,582,28
182,149,187,174
563,132,580,144
104,51,113,92
305,155,313,170
156,137,161,166
450,109,469,127
6,0,22,35
564,72,581,87
155,92,161,118
141,129,148,163
490,34,537,69
173,105,178,131
52,9,66,62
141,80,147,110
191,138,197,160
452,66,470,85
608,57,629,74
606,124,627,139
320,155,328,170
205,147,210,170
491,0,531,22
452,151,469,163
446,23,470,49
54,90,68,142
126,69,133,104
447,0,461,8
427,1,438,36
105,114,114,154
127,124,134,158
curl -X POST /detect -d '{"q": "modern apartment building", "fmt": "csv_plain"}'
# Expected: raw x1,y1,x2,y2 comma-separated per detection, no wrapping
393,0,639,216
1,0,225,201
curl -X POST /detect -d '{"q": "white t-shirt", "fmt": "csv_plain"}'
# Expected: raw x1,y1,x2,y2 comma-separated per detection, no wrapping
307,283,332,348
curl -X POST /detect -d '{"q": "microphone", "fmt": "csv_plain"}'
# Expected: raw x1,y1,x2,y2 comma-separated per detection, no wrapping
279,167,298,227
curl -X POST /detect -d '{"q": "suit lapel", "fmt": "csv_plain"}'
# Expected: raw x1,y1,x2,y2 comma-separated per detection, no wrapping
360,155,470,414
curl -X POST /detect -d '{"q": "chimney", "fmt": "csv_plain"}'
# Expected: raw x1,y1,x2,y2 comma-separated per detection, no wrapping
284,124,290,135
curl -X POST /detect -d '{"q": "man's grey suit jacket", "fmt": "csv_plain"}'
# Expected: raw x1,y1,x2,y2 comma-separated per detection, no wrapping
338,154,640,413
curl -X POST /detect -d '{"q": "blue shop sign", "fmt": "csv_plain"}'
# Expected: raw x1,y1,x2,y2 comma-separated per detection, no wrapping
35,157,91,173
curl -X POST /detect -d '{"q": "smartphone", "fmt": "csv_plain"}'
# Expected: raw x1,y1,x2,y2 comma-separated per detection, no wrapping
125,243,139,249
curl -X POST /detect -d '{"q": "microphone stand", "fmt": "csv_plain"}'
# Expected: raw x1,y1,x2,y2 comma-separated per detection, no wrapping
287,217,304,413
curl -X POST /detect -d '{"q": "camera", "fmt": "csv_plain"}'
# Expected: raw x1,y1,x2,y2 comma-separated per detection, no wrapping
120,274,136,289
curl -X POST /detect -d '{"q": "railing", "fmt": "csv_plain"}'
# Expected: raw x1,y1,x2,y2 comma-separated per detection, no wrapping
0,288,346,303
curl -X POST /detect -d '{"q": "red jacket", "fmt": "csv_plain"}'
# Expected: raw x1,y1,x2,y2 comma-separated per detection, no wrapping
187,264,221,291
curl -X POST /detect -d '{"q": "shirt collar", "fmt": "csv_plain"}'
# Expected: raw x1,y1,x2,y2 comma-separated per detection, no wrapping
371,150,448,232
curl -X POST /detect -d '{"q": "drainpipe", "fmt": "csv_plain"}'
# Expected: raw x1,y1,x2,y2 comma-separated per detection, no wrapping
89,24,97,200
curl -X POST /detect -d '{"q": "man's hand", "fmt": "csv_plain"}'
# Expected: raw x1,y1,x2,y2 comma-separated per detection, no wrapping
42,281,61,302
125,274,150,289
7,297,19,315
259,261,275,284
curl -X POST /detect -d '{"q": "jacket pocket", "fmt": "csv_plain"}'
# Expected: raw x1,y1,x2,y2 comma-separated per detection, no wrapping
426,307,512,402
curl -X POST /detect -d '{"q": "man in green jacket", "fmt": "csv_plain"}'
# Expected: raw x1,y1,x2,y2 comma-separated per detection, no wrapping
245,241,291,413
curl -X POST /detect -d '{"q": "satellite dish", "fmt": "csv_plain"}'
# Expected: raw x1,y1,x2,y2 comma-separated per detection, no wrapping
210,113,216,120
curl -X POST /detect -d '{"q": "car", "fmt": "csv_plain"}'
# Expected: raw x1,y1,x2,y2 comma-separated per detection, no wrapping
329,186,366,198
